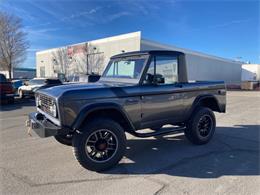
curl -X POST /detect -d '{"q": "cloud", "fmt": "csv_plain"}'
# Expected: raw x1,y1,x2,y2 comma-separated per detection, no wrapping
106,11,131,22
26,21,52,27
0,2,37,22
24,0,61,20
27,47,49,53
116,0,165,16
61,7,102,22
24,27,60,40
208,18,253,29
24,27,59,35
27,48,43,52
182,18,254,33
60,7,130,26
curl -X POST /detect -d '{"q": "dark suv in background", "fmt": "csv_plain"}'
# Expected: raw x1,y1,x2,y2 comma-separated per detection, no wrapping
0,73,14,104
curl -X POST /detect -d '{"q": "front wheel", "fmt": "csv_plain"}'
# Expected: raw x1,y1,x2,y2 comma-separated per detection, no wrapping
72,118,126,172
54,134,73,146
184,107,216,145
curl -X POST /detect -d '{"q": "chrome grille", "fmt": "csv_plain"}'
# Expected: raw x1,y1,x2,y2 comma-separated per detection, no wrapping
37,94,56,117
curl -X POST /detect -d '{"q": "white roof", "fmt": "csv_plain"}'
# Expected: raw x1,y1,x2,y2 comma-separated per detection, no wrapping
141,38,242,64
36,31,242,65
36,31,141,55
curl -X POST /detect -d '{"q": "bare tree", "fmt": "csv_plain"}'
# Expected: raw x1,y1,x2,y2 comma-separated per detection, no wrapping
81,43,104,75
51,47,71,78
0,12,29,79
51,44,104,79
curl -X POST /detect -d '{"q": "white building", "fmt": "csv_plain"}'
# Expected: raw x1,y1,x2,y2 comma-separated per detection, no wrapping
36,31,242,84
241,64,260,81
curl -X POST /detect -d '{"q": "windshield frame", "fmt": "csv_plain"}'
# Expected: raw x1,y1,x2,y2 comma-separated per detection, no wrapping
100,54,149,84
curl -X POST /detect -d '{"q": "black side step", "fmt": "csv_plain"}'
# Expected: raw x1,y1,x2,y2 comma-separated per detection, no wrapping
129,126,186,138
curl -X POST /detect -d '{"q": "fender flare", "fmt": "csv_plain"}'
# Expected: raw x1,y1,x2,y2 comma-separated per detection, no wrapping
188,94,221,118
71,102,135,132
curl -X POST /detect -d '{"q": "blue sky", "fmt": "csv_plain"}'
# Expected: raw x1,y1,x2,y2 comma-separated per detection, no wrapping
0,0,259,68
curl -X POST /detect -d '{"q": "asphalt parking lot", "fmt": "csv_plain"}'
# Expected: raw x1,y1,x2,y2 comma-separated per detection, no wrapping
0,91,259,195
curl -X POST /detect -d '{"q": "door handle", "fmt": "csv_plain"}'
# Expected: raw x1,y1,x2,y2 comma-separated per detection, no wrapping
125,99,139,104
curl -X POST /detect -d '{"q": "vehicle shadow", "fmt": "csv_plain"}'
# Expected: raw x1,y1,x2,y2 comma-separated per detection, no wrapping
106,125,260,178
0,98,35,112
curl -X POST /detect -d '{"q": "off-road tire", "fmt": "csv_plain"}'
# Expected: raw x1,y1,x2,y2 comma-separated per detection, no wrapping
54,134,73,146
185,107,216,145
72,118,126,172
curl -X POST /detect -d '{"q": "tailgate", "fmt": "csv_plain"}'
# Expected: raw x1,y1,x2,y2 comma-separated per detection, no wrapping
0,82,14,94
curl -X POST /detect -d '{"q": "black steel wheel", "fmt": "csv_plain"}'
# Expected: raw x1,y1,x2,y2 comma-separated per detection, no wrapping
73,118,126,172
85,129,118,163
185,107,216,145
197,115,213,138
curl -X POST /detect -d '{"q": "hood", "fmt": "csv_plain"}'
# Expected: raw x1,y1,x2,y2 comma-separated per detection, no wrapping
37,81,132,99
19,84,43,90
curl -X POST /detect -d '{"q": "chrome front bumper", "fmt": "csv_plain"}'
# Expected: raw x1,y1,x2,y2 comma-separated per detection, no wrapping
26,112,63,138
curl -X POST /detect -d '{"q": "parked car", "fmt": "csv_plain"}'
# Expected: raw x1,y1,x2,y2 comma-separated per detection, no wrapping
0,73,14,104
67,74,100,83
34,78,62,91
12,80,23,95
27,50,226,172
18,78,62,98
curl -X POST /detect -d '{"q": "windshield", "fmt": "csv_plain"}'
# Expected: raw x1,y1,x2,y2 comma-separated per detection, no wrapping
28,79,46,85
102,57,147,83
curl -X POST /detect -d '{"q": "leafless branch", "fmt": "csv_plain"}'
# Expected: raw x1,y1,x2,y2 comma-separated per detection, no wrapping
0,11,29,78
81,43,104,75
51,47,71,78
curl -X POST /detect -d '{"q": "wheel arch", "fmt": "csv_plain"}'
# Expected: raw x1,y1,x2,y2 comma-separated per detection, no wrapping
188,95,221,118
72,103,136,133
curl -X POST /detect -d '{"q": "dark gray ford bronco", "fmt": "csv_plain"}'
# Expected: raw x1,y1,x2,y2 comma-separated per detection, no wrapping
27,50,226,172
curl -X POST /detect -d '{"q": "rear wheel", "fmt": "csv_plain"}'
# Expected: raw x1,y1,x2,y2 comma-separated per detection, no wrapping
72,118,126,172
185,107,216,145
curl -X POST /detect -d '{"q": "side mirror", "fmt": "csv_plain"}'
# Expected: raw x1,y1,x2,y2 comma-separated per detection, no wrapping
144,74,165,85
145,73,153,83
144,73,154,84
154,74,165,84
